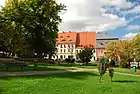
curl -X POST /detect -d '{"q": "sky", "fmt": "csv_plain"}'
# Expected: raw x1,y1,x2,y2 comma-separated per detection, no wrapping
1,0,140,39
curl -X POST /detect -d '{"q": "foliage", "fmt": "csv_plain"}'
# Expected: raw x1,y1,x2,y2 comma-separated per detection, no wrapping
98,56,110,82
132,34,140,62
65,58,75,64
106,40,133,67
77,48,94,64
0,0,65,58
106,41,120,61
120,59,128,68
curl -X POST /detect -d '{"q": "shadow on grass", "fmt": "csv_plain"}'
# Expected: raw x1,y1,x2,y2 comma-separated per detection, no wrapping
0,71,99,80
0,65,70,72
113,80,138,83
0,89,5,94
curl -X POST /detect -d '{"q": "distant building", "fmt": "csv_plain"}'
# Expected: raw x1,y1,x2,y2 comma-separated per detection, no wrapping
96,32,119,59
54,31,96,61
53,31,119,61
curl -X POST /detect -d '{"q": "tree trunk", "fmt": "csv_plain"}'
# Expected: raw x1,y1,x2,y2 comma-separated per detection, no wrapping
138,62,140,69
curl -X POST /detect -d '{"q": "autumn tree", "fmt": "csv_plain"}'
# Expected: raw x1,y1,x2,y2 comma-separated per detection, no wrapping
118,40,134,67
132,34,140,68
106,40,133,68
106,41,120,61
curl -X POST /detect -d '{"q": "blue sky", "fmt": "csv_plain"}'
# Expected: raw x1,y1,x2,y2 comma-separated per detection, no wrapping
56,0,140,39
1,0,140,39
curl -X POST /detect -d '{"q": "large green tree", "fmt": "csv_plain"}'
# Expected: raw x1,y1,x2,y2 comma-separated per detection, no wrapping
0,0,65,58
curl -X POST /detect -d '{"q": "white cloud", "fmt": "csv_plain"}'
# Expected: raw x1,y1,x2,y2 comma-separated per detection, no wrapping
127,25,140,31
57,0,131,32
123,5,140,15
0,0,5,7
122,32,137,39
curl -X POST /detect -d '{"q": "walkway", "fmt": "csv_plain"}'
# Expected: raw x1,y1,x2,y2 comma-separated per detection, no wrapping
0,68,96,77
0,67,140,77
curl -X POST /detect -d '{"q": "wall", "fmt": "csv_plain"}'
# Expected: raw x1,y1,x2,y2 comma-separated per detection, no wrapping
96,48,105,59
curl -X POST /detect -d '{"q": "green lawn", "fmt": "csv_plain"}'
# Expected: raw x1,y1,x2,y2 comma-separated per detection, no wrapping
0,65,75,72
115,68,140,75
0,71,140,94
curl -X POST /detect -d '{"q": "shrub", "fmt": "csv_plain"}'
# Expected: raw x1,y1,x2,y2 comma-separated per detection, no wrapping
120,59,128,68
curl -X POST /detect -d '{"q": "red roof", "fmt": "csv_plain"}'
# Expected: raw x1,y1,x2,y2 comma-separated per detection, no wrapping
76,32,96,48
57,32,77,44
57,32,96,48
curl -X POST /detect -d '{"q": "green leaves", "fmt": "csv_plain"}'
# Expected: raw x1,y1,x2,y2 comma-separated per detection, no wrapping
77,48,94,64
0,0,65,58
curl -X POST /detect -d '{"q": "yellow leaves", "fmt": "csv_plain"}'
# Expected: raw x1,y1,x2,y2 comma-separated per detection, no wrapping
106,40,133,61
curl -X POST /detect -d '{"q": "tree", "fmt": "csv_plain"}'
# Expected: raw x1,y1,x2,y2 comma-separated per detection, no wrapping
132,34,140,68
77,48,94,65
106,40,133,68
98,56,109,82
98,56,114,82
118,40,134,68
106,41,120,61
0,0,65,58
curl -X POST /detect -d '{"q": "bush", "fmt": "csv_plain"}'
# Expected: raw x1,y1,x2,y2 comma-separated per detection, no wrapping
120,59,128,68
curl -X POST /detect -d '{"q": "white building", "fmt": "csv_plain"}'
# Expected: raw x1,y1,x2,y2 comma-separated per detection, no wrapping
54,31,96,61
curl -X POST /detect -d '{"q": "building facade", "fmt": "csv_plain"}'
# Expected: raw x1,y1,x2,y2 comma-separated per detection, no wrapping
54,31,119,61
55,31,96,61
96,32,119,59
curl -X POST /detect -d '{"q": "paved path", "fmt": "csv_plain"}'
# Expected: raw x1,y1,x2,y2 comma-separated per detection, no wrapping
0,67,140,77
0,68,96,77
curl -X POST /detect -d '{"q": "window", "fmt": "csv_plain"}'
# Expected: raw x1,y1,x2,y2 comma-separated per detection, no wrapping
71,49,73,53
60,36,63,38
61,49,62,52
64,49,65,53
61,45,63,48
68,49,70,52
100,42,104,45
71,45,73,48
94,57,96,60
76,50,78,53
64,45,66,48
64,55,66,58
101,50,103,53
62,39,66,41
60,55,63,59
68,44,70,48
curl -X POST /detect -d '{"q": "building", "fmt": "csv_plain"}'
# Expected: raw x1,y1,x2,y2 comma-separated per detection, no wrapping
55,31,96,61
54,31,119,61
96,32,119,59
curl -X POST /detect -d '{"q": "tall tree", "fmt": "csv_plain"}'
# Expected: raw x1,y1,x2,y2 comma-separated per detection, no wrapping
118,40,134,67
132,34,140,68
106,41,120,61
106,40,133,68
0,0,65,58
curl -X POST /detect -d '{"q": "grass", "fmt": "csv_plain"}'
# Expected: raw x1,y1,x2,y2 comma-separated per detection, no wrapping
0,71,140,94
114,68,140,75
0,65,75,72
